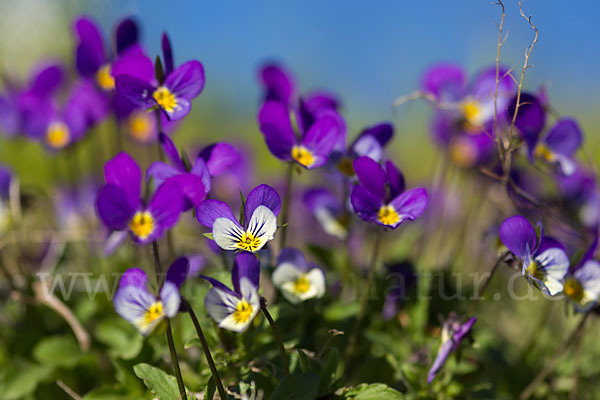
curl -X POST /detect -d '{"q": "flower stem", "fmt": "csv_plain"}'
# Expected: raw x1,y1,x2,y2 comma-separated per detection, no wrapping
519,311,591,400
165,318,188,400
260,297,289,376
151,242,187,400
278,162,294,250
468,251,510,314
345,228,382,362
181,298,228,400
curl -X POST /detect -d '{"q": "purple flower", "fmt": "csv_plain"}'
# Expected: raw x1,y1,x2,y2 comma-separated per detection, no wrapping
201,253,260,332
0,62,64,137
196,184,281,253
0,165,13,231
350,156,428,228
115,33,205,121
304,187,348,240
272,247,325,304
563,236,600,312
258,100,343,169
382,261,416,320
147,133,211,210
499,215,569,295
557,164,599,229
96,152,189,247
534,118,582,176
507,92,546,160
114,257,198,335
259,63,295,106
427,315,476,384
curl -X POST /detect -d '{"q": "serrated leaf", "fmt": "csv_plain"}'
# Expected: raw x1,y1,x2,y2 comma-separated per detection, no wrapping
338,383,404,399
133,363,182,400
33,335,82,368
269,373,319,400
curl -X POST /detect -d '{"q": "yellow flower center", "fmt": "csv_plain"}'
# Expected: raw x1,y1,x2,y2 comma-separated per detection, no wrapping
293,275,311,294
337,157,355,176
525,260,545,281
96,64,115,90
564,277,584,303
462,99,480,122
291,145,315,168
143,301,164,325
378,204,400,226
232,299,253,324
127,110,153,142
46,122,70,149
152,86,177,112
129,211,154,240
534,143,556,162
236,231,262,252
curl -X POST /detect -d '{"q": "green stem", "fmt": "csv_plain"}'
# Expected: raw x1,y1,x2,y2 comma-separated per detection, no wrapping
154,110,175,258
468,251,509,315
151,242,187,399
166,318,188,400
182,298,228,399
345,228,382,361
278,162,294,250
260,298,289,376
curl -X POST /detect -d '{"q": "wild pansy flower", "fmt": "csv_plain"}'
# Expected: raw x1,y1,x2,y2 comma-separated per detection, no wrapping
202,252,260,332
332,122,394,177
382,261,416,320
557,164,599,229
563,237,600,312
0,62,63,137
533,118,582,176
73,16,151,92
96,152,191,249
272,247,325,304
351,156,428,228
507,92,546,160
427,314,476,384
147,133,211,210
499,215,569,295
196,184,280,252
114,257,201,335
115,33,205,121
304,187,348,240
258,100,343,169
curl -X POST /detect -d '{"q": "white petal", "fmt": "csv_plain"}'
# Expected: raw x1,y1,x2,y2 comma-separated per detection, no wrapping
306,268,326,298
204,287,239,323
542,277,564,296
159,282,181,318
536,248,570,281
218,295,260,333
576,261,600,303
246,205,277,250
113,285,159,335
314,207,348,240
239,277,259,305
213,217,245,251
278,268,326,303
272,263,302,289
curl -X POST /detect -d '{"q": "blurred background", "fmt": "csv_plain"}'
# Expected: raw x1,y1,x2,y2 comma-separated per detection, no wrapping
1,0,600,183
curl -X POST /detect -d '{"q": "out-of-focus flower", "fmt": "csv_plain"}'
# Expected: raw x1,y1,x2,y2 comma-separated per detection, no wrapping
96,152,191,249
115,33,205,121
196,184,280,253
507,92,546,159
202,253,260,332
304,187,349,240
272,247,325,303
427,314,476,384
499,215,569,295
114,257,200,335
533,118,582,176
0,62,64,137
258,100,343,169
557,164,599,230
564,236,600,312
382,261,416,320
351,156,428,228
0,165,13,232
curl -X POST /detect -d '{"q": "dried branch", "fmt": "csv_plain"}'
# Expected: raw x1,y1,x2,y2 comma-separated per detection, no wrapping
392,89,460,110
493,0,507,163
56,380,82,400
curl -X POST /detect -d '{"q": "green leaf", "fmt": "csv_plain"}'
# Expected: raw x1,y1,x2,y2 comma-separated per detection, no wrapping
203,232,214,240
82,386,131,400
204,376,215,400
95,318,143,360
133,363,183,400
269,373,319,400
0,359,53,400
155,56,165,84
239,189,246,225
323,302,360,321
33,335,82,368
319,348,343,394
338,383,404,399
296,349,311,373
